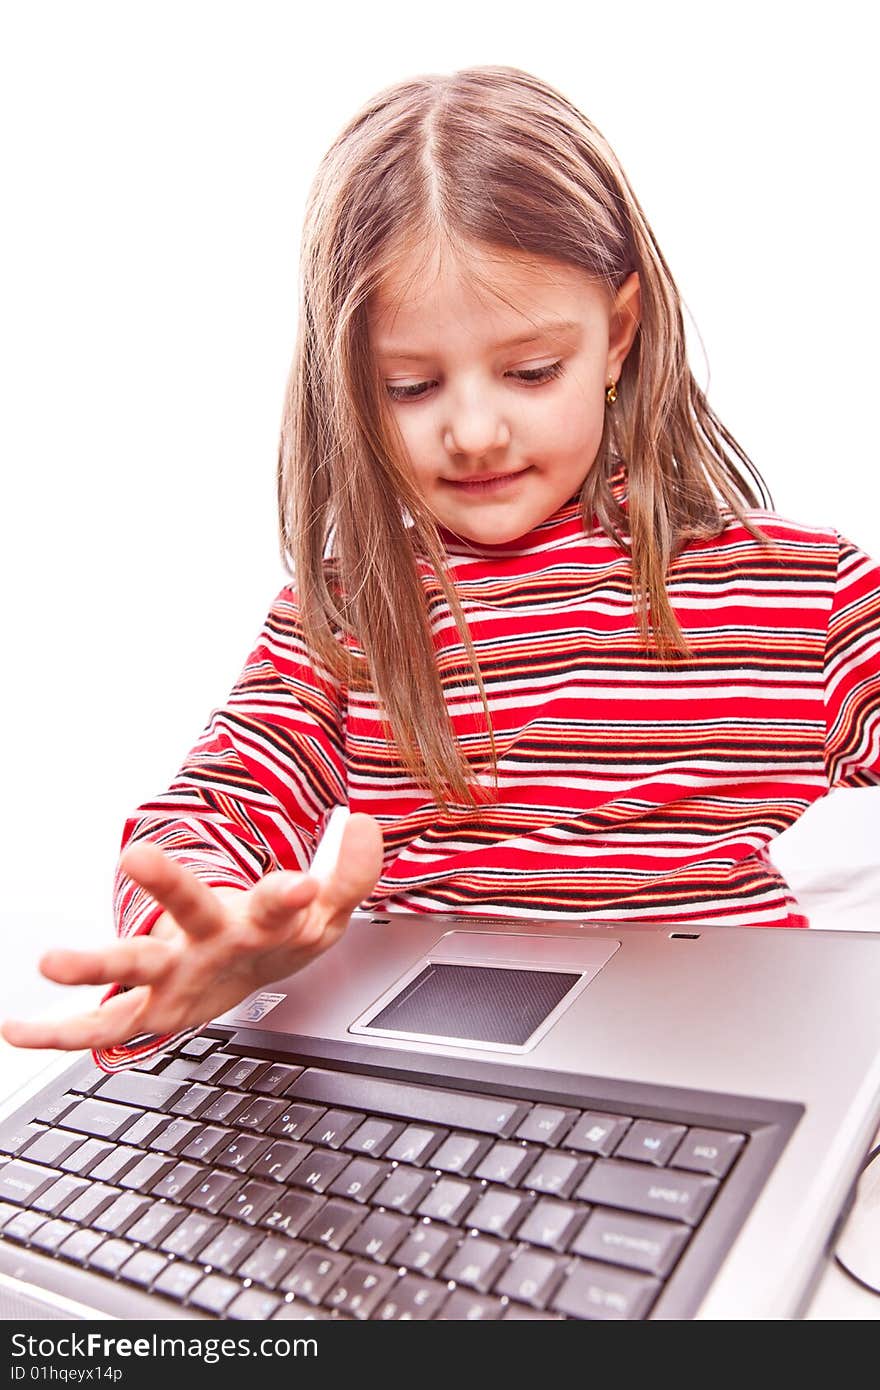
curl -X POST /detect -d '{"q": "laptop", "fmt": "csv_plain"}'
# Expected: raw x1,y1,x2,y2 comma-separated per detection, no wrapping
1,909,879,1320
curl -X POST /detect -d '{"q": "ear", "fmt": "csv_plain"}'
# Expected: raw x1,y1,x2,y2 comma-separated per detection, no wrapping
607,271,641,381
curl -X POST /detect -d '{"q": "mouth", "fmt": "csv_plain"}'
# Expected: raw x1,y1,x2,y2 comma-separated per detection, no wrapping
443,466,532,495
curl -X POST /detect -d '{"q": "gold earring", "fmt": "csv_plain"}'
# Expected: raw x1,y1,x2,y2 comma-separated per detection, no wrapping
606,378,617,406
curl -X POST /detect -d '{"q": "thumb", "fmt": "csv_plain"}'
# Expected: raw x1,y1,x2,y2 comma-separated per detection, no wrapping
314,812,384,917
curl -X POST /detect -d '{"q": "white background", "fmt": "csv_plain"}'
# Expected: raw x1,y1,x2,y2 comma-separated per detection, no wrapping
1,0,877,1086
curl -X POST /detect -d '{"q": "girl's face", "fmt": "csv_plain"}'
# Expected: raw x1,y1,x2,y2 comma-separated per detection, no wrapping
369,241,640,545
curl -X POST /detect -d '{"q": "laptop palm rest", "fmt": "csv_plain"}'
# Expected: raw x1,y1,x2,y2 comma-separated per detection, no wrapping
349,932,620,1055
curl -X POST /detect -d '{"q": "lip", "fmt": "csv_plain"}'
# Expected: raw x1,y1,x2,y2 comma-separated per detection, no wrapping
444,467,532,493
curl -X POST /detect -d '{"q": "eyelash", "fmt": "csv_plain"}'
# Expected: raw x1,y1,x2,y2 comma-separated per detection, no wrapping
385,359,566,402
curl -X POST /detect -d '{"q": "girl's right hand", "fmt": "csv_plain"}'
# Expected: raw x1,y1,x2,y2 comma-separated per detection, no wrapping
0,813,385,1055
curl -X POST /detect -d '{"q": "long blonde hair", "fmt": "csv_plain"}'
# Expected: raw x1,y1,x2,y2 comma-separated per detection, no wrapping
278,65,772,811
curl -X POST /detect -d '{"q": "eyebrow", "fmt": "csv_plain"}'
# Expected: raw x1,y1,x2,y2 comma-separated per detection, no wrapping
374,318,581,359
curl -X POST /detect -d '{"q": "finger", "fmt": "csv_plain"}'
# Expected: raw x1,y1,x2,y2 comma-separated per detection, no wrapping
313,812,385,919
118,842,227,941
1,986,150,1052
247,870,320,931
39,937,172,989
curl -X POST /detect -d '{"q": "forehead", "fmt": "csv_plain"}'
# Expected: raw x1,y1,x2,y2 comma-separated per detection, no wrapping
368,239,608,346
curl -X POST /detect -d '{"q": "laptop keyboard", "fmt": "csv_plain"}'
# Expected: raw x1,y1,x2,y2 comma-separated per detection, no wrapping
0,1035,750,1320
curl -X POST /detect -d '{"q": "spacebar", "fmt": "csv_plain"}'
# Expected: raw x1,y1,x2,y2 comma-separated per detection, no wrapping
287,1068,528,1137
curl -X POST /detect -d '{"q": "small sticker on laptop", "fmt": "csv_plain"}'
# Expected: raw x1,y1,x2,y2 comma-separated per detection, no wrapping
231,992,287,1023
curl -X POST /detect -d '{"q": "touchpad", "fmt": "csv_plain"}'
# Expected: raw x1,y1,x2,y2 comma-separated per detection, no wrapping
350,931,619,1053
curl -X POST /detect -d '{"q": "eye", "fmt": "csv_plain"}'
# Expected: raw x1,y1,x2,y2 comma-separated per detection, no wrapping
384,360,566,403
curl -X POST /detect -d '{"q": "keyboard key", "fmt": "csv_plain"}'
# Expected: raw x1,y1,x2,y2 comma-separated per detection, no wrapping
564,1111,631,1156
233,1098,289,1132
259,1189,323,1237
30,1218,78,1254
4,1210,48,1243
571,1209,690,1278
200,1093,250,1126
671,1128,746,1179
161,1058,207,1082
227,1288,283,1320
149,1119,204,1154
472,1141,539,1187
552,1258,660,1320
238,1236,306,1288
342,1118,404,1157
153,1261,205,1303
199,1225,262,1274
515,1197,588,1252
58,1228,106,1263
170,1085,222,1118
269,1103,326,1141
251,1064,303,1096
160,1212,225,1259
502,1304,562,1319
416,1177,477,1225
495,1249,567,1308
289,1069,528,1138
89,1146,146,1184
370,1167,434,1214
384,1126,445,1166
93,1193,153,1236
88,1239,138,1276
33,1095,78,1128
389,1223,455,1277
32,1174,90,1216
152,1162,204,1202
522,1151,591,1199
189,1273,241,1315
298,1198,365,1251
119,1249,170,1288
181,1126,233,1164
303,1108,365,1149
428,1132,493,1176
179,1036,220,1059
60,1099,144,1141
324,1262,397,1319
281,1249,350,1304
344,1210,413,1265
372,1274,447,1320
96,1072,187,1111
576,1159,719,1227
442,1234,512,1293
222,1180,280,1226
250,1141,311,1184
189,1052,237,1084
272,1301,331,1320
114,1113,169,1148
125,1202,188,1248
327,1158,388,1204
188,1170,243,1214
615,1120,688,1166
515,1106,580,1146
465,1187,534,1240
288,1149,351,1193
0,1161,62,1205
17,1129,82,1168
0,1121,47,1157
62,1184,121,1224
118,1154,178,1192
215,1057,269,1091
437,1289,503,1320
59,1137,115,1175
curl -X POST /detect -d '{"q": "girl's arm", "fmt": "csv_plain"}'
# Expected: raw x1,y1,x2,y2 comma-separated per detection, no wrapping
82,585,354,1070
824,536,880,789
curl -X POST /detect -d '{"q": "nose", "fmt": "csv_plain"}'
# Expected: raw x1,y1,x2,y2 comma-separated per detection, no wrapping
443,395,511,460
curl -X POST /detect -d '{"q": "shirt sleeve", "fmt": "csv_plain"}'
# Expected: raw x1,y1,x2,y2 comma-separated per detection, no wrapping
823,536,880,789
93,585,349,1071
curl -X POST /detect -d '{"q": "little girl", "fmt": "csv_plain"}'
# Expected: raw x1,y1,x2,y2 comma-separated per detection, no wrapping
4,65,879,1072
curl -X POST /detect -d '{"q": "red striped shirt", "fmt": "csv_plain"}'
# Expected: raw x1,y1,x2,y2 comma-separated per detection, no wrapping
95,467,880,1069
